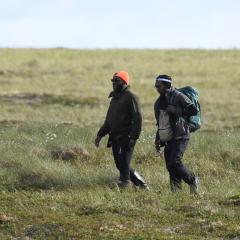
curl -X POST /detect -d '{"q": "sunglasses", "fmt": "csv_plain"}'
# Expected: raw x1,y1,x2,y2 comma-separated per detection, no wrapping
111,77,122,83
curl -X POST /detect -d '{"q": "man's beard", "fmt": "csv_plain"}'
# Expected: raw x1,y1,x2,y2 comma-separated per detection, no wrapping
113,84,124,92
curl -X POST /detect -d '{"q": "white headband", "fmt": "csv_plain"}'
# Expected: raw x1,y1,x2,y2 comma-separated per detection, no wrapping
156,78,172,83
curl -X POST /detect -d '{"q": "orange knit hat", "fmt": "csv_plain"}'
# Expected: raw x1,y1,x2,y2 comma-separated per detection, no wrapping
113,71,129,85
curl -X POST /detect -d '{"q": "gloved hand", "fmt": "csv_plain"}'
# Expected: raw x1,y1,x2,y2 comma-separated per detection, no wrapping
94,136,101,147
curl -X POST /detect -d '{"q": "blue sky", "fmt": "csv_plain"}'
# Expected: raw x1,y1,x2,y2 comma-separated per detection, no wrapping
0,0,239,48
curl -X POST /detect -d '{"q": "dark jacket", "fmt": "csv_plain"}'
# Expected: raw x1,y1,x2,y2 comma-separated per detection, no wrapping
154,87,197,146
97,86,142,140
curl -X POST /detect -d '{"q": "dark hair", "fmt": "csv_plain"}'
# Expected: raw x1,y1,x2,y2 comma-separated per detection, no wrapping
156,74,172,89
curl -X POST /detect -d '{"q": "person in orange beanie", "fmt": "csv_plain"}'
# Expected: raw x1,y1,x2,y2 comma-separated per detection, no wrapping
94,71,148,189
113,71,129,85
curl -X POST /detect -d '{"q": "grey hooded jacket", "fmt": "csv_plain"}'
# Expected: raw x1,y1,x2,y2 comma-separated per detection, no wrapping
154,87,197,146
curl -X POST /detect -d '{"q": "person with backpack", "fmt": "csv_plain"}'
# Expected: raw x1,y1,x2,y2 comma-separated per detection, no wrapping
95,71,149,189
154,74,199,194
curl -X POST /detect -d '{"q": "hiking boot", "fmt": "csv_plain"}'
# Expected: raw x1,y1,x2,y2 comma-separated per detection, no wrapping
130,170,148,188
117,180,131,189
139,183,150,190
170,180,182,193
190,177,199,195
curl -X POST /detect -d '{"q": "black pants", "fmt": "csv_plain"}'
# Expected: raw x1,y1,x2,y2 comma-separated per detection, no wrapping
111,135,146,186
164,138,195,189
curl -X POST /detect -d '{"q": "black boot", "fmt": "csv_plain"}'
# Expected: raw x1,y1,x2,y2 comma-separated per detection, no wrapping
189,176,199,195
117,179,131,189
170,179,182,192
130,170,149,190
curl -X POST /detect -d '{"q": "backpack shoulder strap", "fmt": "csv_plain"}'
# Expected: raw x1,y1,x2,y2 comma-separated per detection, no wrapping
168,89,180,105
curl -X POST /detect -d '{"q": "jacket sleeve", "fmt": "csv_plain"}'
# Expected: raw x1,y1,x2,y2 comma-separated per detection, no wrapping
128,94,142,140
174,93,197,117
97,106,111,138
97,119,111,138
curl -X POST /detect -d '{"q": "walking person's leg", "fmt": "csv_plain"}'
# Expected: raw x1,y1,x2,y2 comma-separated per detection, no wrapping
117,136,148,188
169,139,195,183
111,139,124,182
164,141,182,192
111,136,131,187
167,139,199,194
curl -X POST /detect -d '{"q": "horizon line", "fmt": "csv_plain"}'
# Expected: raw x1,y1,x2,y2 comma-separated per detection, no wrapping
0,47,239,51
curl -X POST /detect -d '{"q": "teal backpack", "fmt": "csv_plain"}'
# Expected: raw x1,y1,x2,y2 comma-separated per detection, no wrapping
177,86,201,132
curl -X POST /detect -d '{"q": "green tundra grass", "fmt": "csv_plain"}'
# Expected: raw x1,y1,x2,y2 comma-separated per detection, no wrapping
0,49,239,239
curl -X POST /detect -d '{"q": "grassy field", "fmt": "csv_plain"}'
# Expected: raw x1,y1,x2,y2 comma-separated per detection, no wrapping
0,48,239,239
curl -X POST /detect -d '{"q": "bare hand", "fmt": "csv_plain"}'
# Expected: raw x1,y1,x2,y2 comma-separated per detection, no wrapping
94,136,101,147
